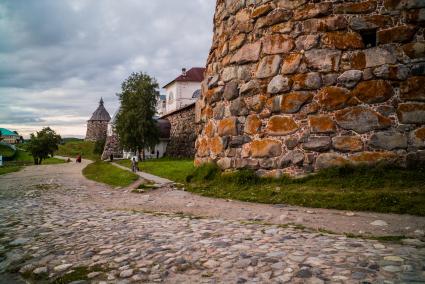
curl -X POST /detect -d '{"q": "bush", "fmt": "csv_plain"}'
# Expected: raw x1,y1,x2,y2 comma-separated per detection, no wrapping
223,169,261,185
93,139,106,155
186,163,220,183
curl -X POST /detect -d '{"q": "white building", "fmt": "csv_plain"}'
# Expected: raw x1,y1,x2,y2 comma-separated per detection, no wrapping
121,118,171,160
162,67,205,114
156,95,167,116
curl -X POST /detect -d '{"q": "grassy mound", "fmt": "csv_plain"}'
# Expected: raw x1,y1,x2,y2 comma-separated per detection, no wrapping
83,161,139,187
186,164,425,216
57,140,99,161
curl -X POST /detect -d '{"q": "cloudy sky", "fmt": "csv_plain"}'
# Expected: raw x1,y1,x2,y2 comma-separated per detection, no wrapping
0,0,215,138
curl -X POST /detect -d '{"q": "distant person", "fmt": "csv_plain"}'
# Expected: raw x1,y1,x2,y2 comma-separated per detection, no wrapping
110,154,113,162
131,157,137,172
156,150,159,159
76,154,82,163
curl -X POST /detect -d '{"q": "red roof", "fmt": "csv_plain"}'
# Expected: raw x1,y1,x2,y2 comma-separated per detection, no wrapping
163,67,205,88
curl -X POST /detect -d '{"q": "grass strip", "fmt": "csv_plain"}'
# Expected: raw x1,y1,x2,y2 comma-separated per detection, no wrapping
115,158,425,216
186,163,425,216
83,161,139,187
116,157,194,183
0,166,22,176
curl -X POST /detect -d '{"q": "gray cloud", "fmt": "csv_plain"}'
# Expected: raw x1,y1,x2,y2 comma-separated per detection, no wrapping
0,0,215,137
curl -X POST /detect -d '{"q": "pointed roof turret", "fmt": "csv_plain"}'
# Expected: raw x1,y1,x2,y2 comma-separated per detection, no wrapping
89,98,111,121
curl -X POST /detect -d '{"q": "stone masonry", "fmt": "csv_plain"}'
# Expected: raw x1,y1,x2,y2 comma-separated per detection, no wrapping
195,0,425,176
86,120,109,142
86,98,111,142
162,104,199,158
101,133,123,160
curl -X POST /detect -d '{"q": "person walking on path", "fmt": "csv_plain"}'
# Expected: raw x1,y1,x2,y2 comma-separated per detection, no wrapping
131,157,137,172
76,154,82,163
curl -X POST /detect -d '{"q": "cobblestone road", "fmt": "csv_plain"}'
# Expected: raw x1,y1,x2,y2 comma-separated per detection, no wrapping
0,164,424,283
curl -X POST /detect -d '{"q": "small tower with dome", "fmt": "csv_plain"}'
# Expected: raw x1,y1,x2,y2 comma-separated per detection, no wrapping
85,98,111,141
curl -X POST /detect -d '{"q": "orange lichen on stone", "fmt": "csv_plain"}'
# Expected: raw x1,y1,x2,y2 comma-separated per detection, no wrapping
250,139,282,158
377,25,417,44
410,127,425,148
281,92,313,113
332,136,364,152
402,42,425,59
303,15,347,33
205,121,215,138
251,3,273,19
335,106,392,133
217,117,238,137
197,137,210,157
309,115,336,133
321,32,364,50
349,151,398,165
397,103,425,124
203,106,214,119
353,80,394,104
230,42,262,64
229,34,246,52
266,115,299,136
315,153,348,170
281,53,303,74
334,1,377,14
350,51,366,69
400,76,425,101
415,127,425,140
245,114,262,135
209,136,224,156
262,34,295,54
247,94,267,113
317,86,353,111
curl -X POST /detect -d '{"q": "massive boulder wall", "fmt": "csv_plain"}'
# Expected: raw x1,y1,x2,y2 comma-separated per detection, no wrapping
194,0,425,176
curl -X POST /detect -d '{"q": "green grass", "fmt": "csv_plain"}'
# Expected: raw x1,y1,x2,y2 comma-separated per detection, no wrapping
83,161,139,187
11,149,64,165
57,140,99,161
0,166,21,175
0,143,16,158
0,149,65,175
70,155,425,215
116,157,194,183
186,164,425,216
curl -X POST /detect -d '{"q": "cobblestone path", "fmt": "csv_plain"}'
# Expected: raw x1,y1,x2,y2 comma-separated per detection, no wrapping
0,164,424,283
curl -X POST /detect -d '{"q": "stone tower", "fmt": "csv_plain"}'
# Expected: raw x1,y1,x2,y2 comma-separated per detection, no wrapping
195,0,425,176
101,110,123,160
85,98,111,141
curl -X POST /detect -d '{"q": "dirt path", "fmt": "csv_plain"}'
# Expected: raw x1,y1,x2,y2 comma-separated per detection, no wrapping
3,159,424,238
1,161,425,283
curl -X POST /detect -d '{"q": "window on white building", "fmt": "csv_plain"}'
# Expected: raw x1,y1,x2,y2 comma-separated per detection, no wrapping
168,92,174,104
